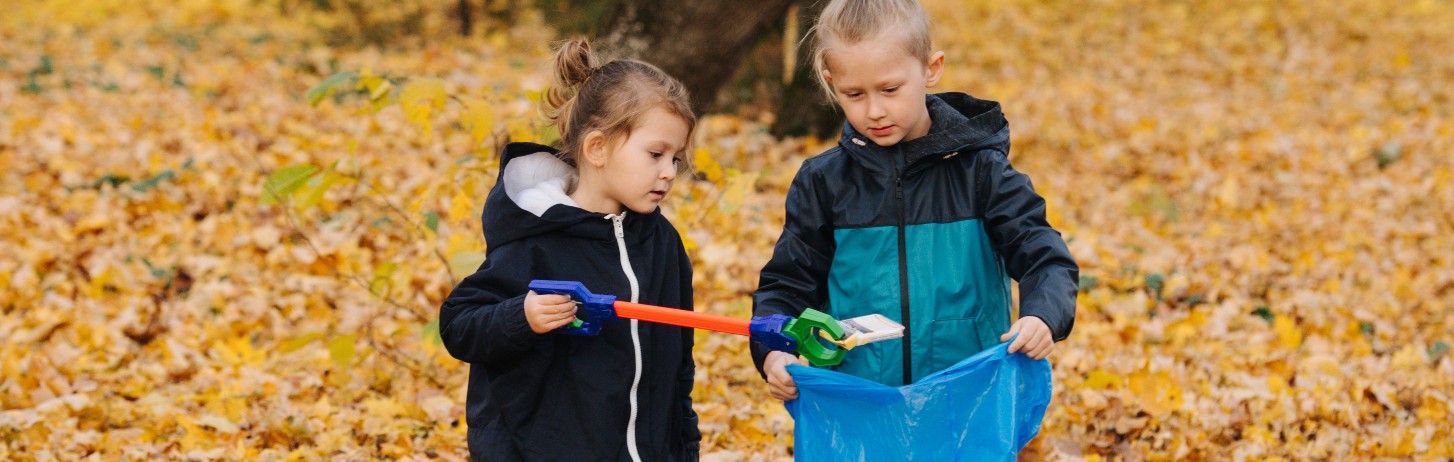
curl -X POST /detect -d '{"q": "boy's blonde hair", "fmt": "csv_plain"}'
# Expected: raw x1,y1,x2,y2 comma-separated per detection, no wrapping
810,0,933,101
542,38,695,171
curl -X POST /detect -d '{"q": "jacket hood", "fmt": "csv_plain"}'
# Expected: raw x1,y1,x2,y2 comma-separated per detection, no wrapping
482,142,661,248
838,92,1010,174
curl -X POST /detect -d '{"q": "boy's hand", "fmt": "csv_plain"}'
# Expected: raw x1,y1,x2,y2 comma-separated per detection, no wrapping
1001,316,1055,360
524,290,578,334
764,351,809,401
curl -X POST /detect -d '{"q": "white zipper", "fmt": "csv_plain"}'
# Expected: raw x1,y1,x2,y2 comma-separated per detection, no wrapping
608,212,644,462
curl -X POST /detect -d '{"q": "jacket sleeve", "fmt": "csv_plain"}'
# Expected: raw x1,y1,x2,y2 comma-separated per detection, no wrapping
675,247,703,458
978,149,1079,342
750,161,836,377
438,243,547,365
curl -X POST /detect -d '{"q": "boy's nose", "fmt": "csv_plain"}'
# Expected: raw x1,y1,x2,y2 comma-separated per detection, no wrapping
866,97,887,119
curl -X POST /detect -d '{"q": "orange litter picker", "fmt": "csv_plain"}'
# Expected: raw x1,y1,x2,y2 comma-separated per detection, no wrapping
528,280,904,367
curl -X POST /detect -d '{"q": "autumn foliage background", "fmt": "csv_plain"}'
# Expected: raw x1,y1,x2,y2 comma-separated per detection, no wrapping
3,0,1453,460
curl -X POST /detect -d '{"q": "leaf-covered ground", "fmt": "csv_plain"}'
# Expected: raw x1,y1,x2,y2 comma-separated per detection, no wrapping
2,0,1451,460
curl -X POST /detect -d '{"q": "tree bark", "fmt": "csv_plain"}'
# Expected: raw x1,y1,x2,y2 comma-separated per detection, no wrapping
457,0,474,37
592,0,798,112
537,0,840,137
769,1,842,138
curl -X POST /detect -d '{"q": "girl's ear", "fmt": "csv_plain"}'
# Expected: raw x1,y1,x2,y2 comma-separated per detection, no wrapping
925,51,945,88
581,130,610,168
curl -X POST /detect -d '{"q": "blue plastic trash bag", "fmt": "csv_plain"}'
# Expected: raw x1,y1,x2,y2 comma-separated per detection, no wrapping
785,340,1052,461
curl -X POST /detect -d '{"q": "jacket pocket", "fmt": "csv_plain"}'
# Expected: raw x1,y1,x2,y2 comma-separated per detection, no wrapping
928,318,983,376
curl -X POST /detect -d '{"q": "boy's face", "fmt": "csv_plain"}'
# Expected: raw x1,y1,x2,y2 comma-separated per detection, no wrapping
823,36,944,148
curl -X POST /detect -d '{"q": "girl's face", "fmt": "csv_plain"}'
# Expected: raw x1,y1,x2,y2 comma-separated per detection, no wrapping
592,106,689,215
823,34,943,147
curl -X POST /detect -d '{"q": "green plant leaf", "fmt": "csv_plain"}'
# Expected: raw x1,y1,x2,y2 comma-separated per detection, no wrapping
421,320,442,346
279,332,325,354
719,171,759,214
261,165,320,206
448,251,487,280
1252,306,1274,322
1429,341,1449,359
1373,142,1403,169
292,170,354,211
131,170,175,192
306,71,358,106
328,334,357,368
1145,273,1165,298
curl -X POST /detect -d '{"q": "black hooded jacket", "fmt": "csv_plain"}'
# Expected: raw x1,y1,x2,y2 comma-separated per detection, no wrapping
440,143,700,461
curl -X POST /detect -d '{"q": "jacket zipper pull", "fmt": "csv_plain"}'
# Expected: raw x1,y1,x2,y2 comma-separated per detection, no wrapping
610,213,626,238
895,175,904,199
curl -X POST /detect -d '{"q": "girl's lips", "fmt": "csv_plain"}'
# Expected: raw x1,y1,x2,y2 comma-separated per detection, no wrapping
870,126,895,136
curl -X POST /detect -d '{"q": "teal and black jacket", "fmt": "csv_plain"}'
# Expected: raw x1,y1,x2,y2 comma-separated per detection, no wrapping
751,93,1077,386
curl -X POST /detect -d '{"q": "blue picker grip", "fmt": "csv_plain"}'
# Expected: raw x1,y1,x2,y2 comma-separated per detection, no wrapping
749,314,799,353
527,280,619,336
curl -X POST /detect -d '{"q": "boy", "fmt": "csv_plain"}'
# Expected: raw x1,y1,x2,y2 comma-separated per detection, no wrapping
754,0,1078,400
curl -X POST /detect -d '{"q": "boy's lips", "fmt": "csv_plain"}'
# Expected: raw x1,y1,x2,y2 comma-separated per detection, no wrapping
869,125,895,136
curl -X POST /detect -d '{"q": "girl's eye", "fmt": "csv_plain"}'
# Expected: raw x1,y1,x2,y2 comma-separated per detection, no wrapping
843,91,862,98
671,156,682,164
650,151,664,158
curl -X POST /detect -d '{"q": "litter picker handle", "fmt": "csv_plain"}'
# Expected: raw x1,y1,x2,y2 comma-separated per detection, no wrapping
528,280,752,336
613,301,750,336
527,280,618,336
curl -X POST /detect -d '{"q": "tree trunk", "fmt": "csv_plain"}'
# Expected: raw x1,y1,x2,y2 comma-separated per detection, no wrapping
457,0,474,37
769,1,842,138
537,0,840,137
593,0,797,112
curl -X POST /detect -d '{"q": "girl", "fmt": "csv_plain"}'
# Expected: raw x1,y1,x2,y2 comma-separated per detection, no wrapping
439,39,700,461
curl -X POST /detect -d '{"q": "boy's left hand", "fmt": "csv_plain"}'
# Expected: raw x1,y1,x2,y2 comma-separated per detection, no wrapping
1001,316,1054,360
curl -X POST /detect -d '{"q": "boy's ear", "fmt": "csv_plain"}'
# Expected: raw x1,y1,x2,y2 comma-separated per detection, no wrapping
581,130,610,168
925,51,945,88
821,69,837,100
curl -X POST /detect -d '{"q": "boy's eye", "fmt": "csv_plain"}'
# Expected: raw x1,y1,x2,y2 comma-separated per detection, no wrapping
884,86,899,93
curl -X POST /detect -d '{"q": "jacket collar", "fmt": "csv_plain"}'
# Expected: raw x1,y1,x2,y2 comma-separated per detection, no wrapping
837,93,1010,175
482,143,659,248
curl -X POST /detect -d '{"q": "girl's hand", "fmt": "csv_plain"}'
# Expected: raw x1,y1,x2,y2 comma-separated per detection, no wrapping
524,290,578,334
1001,316,1055,360
765,351,809,401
